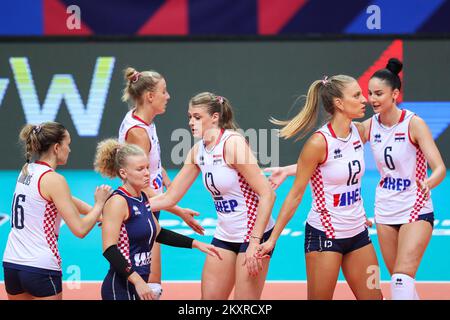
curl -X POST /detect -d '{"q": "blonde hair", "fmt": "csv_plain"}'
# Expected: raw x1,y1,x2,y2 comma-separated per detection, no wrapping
19,122,67,175
189,92,238,130
94,139,146,179
122,67,163,106
272,75,356,140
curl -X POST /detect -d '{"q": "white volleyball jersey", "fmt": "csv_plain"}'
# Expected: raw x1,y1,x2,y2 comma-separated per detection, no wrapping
3,162,62,272
119,109,163,194
307,122,367,239
196,130,274,243
369,109,433,224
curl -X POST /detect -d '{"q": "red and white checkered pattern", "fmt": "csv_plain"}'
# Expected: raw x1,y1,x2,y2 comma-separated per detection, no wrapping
43,202,62,268
118,224,131,265
238,173,259,243
310,167,336,239
409,148,428,223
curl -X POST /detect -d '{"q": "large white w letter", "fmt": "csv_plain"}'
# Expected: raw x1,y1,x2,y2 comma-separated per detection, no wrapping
10,57,115,136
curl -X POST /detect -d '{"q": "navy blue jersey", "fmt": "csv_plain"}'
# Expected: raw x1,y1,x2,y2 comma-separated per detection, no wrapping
111,187,157,279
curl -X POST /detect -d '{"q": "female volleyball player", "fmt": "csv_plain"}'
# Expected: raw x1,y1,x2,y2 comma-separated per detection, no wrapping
362,58,446,299
149,92,276,300
3,122,112,300
256,76,383,300
94,139,221,300
119,67,204,297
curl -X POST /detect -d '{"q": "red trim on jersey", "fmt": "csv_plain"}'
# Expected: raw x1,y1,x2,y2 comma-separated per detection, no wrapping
368,118,373,142
407,115,419,147
327,123,337,138
316,132,328,165
398,109,407,123
117,187,138,222
35,160,52,168
38,169,53,202
131,111,150,126
118,186,142,199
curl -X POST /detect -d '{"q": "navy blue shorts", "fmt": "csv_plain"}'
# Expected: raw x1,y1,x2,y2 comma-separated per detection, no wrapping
3,263,62,297
212,228,275,256
384,212,435,229
304,223,372,255
101,270,149,300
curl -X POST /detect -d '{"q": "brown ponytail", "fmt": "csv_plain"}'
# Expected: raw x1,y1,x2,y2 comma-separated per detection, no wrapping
189,92,239,130
18,122,67,175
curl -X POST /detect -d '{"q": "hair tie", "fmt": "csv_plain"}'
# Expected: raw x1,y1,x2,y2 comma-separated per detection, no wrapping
26,159,30,164
217,96,224,105
321,76,329,85
32,125,42,135
130,71,141,83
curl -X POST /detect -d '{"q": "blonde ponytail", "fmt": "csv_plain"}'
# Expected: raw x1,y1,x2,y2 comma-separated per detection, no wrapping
272,75,356,140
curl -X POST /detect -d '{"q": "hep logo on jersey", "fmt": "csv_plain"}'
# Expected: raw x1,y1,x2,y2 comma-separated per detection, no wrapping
379,177,411,191
333,188,361,207
214,199,238,213
134,251,151,267
152,173,163,190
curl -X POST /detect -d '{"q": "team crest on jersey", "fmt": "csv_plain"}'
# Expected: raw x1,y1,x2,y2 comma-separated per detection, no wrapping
333,148,342,159
394,132,406,142
374,133,382,143
213,154,223,165
132,205,141,216
353,140,362,151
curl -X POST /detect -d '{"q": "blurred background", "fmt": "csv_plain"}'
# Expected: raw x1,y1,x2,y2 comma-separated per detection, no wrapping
0,0,449,299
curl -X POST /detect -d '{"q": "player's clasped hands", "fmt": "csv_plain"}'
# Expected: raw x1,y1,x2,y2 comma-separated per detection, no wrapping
254,240,274,261
244,241,265,277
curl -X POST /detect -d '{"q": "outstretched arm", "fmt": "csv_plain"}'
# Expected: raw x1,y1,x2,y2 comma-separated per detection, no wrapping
42,172,111,238
263,165,297,190
149,148,200,212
